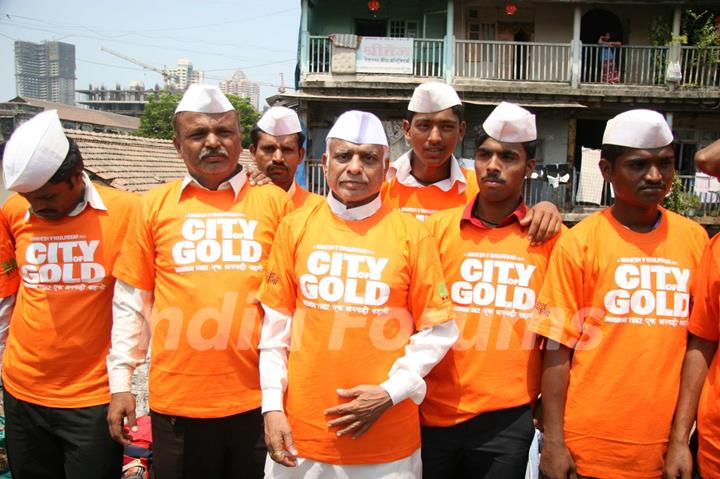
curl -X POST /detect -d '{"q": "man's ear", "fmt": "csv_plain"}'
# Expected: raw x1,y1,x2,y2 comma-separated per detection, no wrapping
402,119,411,142
321,153,328,177
525,158,536,178
172,135,181,155
458,120,467,141
599,158,612,182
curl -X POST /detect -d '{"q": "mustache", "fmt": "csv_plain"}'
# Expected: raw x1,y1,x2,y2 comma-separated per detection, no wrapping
481,174,506,183
199,146,229,159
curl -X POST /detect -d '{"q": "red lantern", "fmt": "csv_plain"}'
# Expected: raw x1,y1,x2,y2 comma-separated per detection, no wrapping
368,0,380,12
505,3,518,15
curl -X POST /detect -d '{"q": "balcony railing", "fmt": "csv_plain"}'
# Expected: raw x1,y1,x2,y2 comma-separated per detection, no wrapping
455,40,571,82
303,36,719,90
680,46,720,87
581,44,669,85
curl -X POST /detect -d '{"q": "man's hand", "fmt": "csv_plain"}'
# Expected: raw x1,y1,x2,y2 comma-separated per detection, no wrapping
248,168,273,186
539,439,577,479
324,385,393,439
663,439,693,479
521,201,562,245
107,392,137,446
264,411,298,467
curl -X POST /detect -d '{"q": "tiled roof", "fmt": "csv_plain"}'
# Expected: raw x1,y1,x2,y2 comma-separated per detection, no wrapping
11,97,140,131
66,130,255,193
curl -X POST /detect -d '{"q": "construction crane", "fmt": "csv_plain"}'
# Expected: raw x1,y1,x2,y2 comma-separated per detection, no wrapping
100,46,180,90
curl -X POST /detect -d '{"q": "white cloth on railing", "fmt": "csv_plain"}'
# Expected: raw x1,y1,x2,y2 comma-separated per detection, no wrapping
329,33,359,49
575,147,605,205
694,172,720,203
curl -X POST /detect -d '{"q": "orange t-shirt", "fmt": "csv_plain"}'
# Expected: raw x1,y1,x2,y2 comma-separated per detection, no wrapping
0,186,138,408
113,180,292,418
290,184,324,210
529,208,708,479
421,204,561,427
257,201,453,465
381,167,479,221
688,235,720,479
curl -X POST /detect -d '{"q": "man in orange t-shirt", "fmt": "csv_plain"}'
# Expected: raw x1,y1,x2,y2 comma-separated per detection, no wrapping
249,106,323,209
529,110,708,479
258,110,457,479
0,110,136,478
382,81,561,243
106,86,292,479
422,102,562,479
664,140,720,479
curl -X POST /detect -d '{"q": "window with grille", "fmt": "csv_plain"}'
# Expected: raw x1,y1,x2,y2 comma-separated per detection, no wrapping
390,20,406,37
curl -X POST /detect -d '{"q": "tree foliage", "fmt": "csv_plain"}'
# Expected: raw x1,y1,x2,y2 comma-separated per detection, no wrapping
134,91,261,147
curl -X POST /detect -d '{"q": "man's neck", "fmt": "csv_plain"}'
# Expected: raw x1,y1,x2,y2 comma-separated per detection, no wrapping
610,201,661,233
473,195,522,227
409,151,452,184
192,165,242,191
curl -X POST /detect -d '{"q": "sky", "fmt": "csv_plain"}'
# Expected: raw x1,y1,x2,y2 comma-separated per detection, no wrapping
0,0,300,108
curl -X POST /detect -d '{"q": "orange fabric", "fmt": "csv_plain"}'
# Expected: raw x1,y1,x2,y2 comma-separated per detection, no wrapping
0,186,137,408
113,180,292,418
529,208,708,479
422,204,562,427
688,235,720,479
381,167,478,221
290,184,323,210
257,201,453,465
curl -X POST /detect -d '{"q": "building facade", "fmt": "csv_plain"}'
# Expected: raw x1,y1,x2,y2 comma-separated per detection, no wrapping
273,0,720,217
219,70,261,111
15,40,76,105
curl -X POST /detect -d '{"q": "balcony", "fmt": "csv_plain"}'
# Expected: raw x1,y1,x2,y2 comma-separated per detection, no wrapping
303,36,720,91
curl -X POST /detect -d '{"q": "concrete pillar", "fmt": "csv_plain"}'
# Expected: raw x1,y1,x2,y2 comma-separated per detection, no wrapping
672,7,682,36
300,0,310,74
444,0,455,83
570,5,582,89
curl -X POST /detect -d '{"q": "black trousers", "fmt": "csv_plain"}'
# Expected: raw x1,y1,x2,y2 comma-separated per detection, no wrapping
422,404,535,479
3,389,123,479
151,407,265,479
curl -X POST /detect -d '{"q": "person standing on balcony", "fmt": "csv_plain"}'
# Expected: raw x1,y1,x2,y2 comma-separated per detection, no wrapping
249,106,323,210
106,85,293,479
420,102,564,479
599,32,621,84
529,109,708,479
258,110,457,479
0,110,137,478
382,81,562,243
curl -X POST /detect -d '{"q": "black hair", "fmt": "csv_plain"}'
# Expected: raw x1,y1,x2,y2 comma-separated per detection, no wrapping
406,103,465,123
249,126,306,150
473,125,537,160
48,137,84,185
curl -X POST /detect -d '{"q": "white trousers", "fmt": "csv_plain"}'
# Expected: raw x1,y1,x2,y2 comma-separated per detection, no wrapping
264,448,422,479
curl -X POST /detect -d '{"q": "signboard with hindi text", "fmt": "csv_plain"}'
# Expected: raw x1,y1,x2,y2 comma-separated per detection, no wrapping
356,37,414,74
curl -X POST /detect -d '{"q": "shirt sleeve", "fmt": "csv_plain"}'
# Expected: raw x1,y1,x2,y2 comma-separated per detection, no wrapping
107,279,153,393
112,196,156,291
0,209,20,298
0,294,16,382
258,305,292,412
407,233,455,329
257,216,298,412
689,237,720,341
528,238,586,349
380,319,458,404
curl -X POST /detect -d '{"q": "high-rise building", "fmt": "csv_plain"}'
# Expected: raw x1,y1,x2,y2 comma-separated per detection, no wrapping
15,40,76,105
219,70,260,111
170,59,204,91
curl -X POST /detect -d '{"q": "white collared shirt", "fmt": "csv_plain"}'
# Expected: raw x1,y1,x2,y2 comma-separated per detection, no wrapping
326,192,382,221
387,150,468,193
179,167,247,202
25,171,107,221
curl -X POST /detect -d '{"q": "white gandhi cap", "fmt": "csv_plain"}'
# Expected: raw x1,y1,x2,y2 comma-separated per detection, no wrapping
602,109,673,148
3,110,70,193
257,106,302,136
327,110,388,147
408,82,462,113
482,102,537,143
175,85,234,113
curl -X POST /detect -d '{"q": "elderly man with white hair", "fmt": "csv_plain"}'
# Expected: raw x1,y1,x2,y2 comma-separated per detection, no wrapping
257,110,458,479
106,85,292,478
